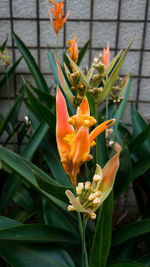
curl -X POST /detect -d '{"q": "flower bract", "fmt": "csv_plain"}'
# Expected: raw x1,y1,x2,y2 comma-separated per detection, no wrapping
56,86,115,185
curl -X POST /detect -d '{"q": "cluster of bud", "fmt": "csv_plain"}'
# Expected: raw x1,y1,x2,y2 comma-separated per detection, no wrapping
110,75,130,107
67,172,103,220
0,48,10,68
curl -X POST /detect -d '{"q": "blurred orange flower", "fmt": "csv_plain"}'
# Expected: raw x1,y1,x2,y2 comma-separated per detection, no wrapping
56,86,115,185
48,0,70,35
68,35,78,64
101,43,110,69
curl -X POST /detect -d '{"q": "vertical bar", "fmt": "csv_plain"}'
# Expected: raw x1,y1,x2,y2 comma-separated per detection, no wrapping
115,0,122,55
36,0,41,69
136,0,149,109
9,0,16,96
89,0,94,68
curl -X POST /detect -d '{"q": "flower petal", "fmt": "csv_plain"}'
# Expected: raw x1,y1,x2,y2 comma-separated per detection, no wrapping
89,119,115,144
65,190,85,212
56,86,73,155
99,153,120,204
80,97,90,115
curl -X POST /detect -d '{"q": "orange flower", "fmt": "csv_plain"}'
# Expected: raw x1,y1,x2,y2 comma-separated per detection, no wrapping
48,0,70,35
68,35,78,64
101,43,110,69
56,86,115,185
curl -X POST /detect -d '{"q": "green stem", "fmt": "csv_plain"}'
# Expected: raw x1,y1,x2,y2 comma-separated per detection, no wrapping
106,97,108,120
78,213,88,267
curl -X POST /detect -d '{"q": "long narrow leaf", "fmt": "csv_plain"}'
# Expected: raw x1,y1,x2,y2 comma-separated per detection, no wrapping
13,32,49,92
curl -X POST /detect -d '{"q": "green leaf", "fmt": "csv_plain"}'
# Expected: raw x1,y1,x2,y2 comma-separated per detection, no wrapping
131,104,150,156
96,111,109,167
0,93,23,136
115,74,132,126
0,223,80,244
77,39,91,65
40,136,71,186
13,32,49,92
89,192,114,267
29,83,54,108
43,199,78,236
0,216,22,229
0,146,67,210
0,243,76,267
130,154,150,181
109,262,145,267
0,57,22,90
97,38,134,104
112,219,150,246
0,122,49,213
128,124,150,154
25,83,56,133
34,170,73,203
0,34,8,52
137,253,150,266
114,148,132,198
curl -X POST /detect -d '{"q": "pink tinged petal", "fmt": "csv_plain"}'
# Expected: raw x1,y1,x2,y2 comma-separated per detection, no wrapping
99,153,120,204
56,87,73,155
80,97,90,115
89,119,115,144
48,7,54,26
64,10,70,23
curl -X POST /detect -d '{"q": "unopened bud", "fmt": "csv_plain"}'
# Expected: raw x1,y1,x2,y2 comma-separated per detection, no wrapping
93,174,101,182
85,181,91,190
88,193,96,201
78,182,84,190
68,205,75,211
90,212,96,220
93,197,101,205
95,190,102,197
76,186,83,195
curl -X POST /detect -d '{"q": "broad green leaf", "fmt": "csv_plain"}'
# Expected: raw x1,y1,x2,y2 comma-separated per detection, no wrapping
0,122,49,213
112,219,150,246
29,83,54,108
96,111,109,167
115,74,132,127
0,93,23,136
43,199,78,236
0,146,67,210
0,57,22,90
0,216,22,229
114,148,132,198
89,192,114,267
130,154,150,181
131,104,150,157
128,124,150,154
109,262,145,267
97,38,134,104
0,224,80,244
34,170,73,203
13,32,49,92
40,136,71,186
25,83,56,133
86,92,95,117
77,39,91,65
14,187,34,212
0,243,76,267
116,122,132,146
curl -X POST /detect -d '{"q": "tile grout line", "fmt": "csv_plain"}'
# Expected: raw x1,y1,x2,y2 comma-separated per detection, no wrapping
136,0,149,110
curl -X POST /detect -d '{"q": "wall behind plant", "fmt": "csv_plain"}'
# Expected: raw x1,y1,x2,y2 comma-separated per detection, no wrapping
1,0,149,217
0,0,150,133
